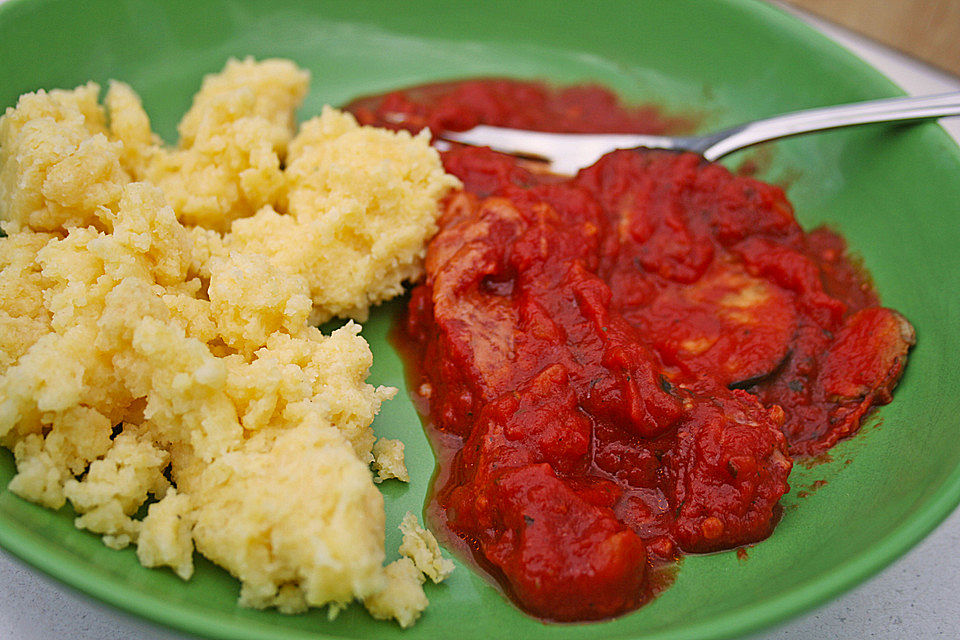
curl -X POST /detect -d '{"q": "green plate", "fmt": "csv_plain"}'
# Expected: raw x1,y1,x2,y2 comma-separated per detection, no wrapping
2,0,959,639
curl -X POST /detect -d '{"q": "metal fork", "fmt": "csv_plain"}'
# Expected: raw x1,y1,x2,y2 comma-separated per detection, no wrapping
439,92,960,175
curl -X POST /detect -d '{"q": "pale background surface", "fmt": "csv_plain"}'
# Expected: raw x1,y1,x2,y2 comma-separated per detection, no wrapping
2,3,960,639
787,0,960,77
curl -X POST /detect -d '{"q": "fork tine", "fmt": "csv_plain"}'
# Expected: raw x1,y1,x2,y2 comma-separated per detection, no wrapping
440,126,677,174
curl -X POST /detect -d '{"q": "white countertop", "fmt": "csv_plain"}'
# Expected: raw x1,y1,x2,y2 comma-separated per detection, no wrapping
2,4,959,640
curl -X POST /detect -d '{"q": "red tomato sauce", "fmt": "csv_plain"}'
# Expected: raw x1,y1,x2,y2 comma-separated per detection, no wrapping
346,80,915,622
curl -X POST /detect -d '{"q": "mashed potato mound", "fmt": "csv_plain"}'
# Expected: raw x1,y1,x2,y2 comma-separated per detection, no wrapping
0,58,457,625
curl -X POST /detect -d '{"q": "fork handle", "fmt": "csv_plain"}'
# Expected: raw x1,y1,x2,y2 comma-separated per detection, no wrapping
700,92,960,161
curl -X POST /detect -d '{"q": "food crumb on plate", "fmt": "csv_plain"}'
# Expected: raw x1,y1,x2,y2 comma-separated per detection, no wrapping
373,437,409,483
399,511,455,584
364,512,454,627
363,557,429,629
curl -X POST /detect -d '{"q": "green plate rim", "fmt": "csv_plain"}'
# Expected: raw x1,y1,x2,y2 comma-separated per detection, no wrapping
1,0,959,639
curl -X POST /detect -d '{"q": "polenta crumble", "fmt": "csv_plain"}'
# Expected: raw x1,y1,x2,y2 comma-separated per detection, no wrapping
0,58,458,627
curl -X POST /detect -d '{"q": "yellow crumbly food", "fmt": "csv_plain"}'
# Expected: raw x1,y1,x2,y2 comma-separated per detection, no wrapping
363,512,456,628
363,557,429,629
399,512,456,584
135,58,309,231
372,437,409,483
0,58,457,625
